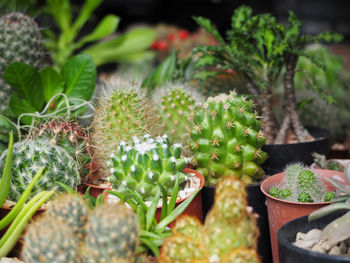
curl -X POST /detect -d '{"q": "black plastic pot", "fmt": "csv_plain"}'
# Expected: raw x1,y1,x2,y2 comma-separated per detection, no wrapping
202,184,272,263
262,126,332,176
278,211,349,263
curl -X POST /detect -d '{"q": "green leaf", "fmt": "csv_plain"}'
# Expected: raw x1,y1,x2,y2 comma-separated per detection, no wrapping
46,0,72,32
95,193,105,206
168,174,179,215
193,16,225,45
61,54,96,101
76,14,120,49
3,62,44,110
9,94,37,125
158,184,168,220
146,190,161,231
140,237,160,258
39,67,64,103
0,132,13,209
308,203,350,222
55,181,78,195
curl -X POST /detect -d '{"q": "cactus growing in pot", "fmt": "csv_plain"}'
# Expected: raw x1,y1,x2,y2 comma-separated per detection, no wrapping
189,91,267,185
107,134,190,201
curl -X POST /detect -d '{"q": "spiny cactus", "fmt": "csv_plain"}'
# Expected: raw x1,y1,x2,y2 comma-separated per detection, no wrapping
30,119,92,178
190,91,267,185
108,134,189,201
152,83,204,145
0,138,80,201
85,203,139,263
22,216,81,263
160,176,259,262
91,77,162,180
46,193,89,240
0,12,45,111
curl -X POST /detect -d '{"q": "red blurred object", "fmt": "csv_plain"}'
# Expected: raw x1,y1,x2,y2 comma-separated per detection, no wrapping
168,33,175,42
178,29,189,40
150,41,159,49
157,40,168,50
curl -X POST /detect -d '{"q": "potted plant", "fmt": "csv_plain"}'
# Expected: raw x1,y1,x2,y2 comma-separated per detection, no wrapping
261,163,346,263
277,163,350,262
193,5,342,175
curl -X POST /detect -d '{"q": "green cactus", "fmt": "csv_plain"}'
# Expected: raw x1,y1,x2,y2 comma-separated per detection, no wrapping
173,216,203,240
152,83,204,145
190,91,267,185
46,193,89,240
280,189,292,198
324,191,336,202
91,77,162,179
0,12,45,112
85,203,139,263
0,138,80,202
269,187,281,198
297,192,313,203
221,248,260,263
22,216,80,263
108,134,189,201
30,119,92,178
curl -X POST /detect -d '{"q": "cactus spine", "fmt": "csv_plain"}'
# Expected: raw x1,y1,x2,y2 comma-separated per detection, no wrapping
190,91,267,185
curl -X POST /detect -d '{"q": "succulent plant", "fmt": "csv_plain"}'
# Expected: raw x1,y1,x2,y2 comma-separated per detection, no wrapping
160,175,259,262
0,138,80,202
29,119,92,178
108,134,189,201
85,203,139,263
190,91,267,185
46,193,89,240
0,12,45,111
91,77,162,180
152,83,204,145
22,216,81,263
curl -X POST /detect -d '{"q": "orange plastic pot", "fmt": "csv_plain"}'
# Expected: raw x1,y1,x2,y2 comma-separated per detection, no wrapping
261,169,346,263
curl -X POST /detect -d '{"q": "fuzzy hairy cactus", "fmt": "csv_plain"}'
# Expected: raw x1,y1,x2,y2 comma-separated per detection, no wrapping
91,77,162,179
46,193,89,240
30,119,92,178
0,138,80,201
190,91,267,185
22,216,80,263
0,12,45,111
160,176,259,262
85,203,139,263
152,83,204,144
108,134,189,200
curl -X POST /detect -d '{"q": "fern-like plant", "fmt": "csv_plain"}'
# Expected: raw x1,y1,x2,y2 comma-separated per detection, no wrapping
193,6,342,144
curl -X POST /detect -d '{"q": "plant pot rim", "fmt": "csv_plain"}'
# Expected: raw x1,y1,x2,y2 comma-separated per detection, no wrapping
278,213,350,261
260,169,344,205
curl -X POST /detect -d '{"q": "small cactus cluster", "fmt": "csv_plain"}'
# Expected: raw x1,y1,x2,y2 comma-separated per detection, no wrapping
152,83,204,145
22,194,147,263
0,138,80,202
160,176,260,263
91,77,162,179
108,134,190,201
269,163,335,203
29,119,92,178
0,12,45,111
190,91,267,185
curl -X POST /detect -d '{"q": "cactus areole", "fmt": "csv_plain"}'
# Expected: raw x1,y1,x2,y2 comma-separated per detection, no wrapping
190,92,267,185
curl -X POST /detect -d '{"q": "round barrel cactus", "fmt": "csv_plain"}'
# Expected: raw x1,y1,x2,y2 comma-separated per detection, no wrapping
0,138,80,202
190,91,267,185
108,134,189,201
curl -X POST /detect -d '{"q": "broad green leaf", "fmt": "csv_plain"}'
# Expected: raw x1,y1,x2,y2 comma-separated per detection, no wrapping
46,0,72,32
9,94,37,125
193,16,225,45
195,54,217,68
61,54,96,101
3,62,44,110
309,203,350,222
231,5,252,29
76,14,120,48
39,67,64,103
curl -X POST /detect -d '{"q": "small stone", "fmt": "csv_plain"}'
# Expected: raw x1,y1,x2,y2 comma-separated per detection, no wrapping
320,239,335,251
311,243,326,253
339,241,347,253
329,246,342,255
346,247,350,256
293,229,322,249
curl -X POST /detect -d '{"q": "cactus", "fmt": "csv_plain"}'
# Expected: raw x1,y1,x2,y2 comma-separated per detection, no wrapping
160,175,259,262
29,119,92,178
108,134,190,201
0,12,45,111
152,83,204,145
22,216,80,263
46,193,89,239
190,91,267,185
91,77,162,179
85,203,139,263
221,248,260,263
0,138,80,202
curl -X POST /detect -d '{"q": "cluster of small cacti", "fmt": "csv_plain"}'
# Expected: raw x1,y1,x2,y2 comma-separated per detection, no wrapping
29,119,92,178
160,175,260,263
0,138,80,202
190,91,267,185
107,134,190,201
22,193,148,263
91,77,163,180
152,83,204,145
0,12,45,111
269,163,335,203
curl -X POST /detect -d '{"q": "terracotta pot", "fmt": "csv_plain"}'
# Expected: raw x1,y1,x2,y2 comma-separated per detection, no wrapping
260,169,346,263
82,182,112,199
